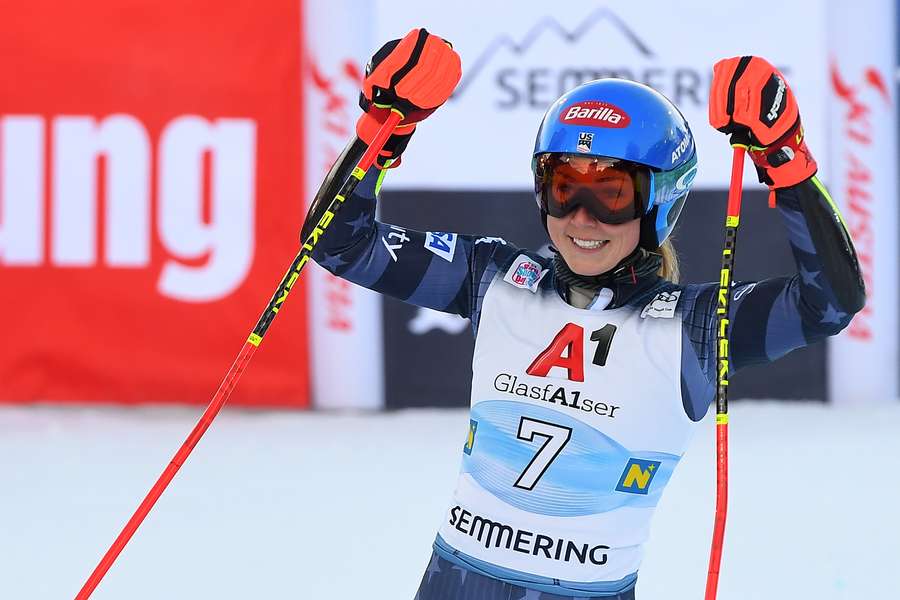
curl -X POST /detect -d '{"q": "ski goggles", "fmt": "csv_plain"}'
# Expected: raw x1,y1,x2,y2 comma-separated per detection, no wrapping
534,153,652,225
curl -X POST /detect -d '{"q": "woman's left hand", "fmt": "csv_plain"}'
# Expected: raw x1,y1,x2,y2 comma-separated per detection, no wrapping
709,56,817,189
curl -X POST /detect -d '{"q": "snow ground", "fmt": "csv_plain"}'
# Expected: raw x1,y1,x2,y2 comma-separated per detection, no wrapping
1,402,898,600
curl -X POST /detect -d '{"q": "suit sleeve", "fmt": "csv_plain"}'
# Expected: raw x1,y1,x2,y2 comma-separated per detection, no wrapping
678,176,866,419
303,139,519,327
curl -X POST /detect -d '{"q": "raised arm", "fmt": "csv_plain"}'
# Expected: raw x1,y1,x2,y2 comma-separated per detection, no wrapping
301,30,519,324
681,176,864,381
304,138,518,321
679,56,865,419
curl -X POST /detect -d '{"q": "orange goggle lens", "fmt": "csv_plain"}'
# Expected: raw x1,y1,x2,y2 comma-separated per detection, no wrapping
536,154,650,224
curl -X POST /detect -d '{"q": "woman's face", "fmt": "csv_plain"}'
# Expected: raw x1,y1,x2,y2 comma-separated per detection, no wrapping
546,208,641,276
541,154,643,276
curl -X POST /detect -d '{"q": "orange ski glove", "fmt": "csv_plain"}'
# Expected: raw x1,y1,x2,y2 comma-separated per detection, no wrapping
356,28,462,168
709,56,817,198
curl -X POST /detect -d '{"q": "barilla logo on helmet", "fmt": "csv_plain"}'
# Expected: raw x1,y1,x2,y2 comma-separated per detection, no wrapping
559,101,630,128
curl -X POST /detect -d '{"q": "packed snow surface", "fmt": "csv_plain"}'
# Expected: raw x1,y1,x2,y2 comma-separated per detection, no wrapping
1,402,898,599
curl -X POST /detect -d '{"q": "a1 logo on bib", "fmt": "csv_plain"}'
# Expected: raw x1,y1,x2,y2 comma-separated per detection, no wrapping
503,255,547,292
640,290,681,319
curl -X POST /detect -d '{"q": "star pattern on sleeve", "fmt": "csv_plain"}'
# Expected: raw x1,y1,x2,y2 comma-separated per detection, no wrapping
346,212,372,236
317,252,347,271
798,264,822,289
819,304,847,325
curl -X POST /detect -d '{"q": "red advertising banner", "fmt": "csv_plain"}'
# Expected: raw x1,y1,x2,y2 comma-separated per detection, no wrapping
0,1,309,406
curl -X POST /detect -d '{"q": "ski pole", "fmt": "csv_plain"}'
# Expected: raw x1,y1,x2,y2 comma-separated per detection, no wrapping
75,109,406,600
704,145,745,600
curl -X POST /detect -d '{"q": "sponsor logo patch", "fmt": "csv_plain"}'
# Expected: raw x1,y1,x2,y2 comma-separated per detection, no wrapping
733,282,757,301
475,236,507,245
424,232,457,262
671,135,690,164
615,458,661,494
766,75,787,123
464,419,477,455
381,225,410,262
640,290,681,318
577,131,594,153
675,165,698,192
503,255,547,292
559,100,630,128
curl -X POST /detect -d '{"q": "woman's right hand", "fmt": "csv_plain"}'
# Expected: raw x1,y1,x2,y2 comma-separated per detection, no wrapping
356,28,462,168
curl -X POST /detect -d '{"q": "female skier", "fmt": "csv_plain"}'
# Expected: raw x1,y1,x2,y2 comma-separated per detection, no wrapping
303,30,865,599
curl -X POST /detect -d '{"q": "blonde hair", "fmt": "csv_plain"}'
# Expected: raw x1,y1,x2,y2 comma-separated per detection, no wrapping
657,239,680,283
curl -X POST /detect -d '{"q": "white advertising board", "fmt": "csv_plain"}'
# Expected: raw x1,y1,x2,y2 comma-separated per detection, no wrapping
304,0,384,409
826,0,898,405
373,0,829,191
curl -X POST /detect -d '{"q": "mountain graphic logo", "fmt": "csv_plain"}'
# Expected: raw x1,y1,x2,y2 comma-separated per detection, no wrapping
453,8,654,98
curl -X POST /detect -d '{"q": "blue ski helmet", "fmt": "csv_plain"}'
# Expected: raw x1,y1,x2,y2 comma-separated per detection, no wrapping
532,79,698,248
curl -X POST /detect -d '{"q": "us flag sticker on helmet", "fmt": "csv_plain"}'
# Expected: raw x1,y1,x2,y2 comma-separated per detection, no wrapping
577,132,594,153
559,100,631,128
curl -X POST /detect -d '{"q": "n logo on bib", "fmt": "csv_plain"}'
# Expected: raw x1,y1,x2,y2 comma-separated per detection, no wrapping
463,420,477,455
616,458,662,495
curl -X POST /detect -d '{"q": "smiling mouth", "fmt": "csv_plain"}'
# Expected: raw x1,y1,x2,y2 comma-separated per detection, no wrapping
570,236,609,250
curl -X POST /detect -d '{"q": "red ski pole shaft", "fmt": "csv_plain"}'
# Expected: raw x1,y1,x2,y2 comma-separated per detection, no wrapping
704,145,745,600
75,110,405,600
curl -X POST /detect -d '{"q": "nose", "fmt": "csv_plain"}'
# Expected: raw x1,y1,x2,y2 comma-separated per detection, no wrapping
569,205,599,227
